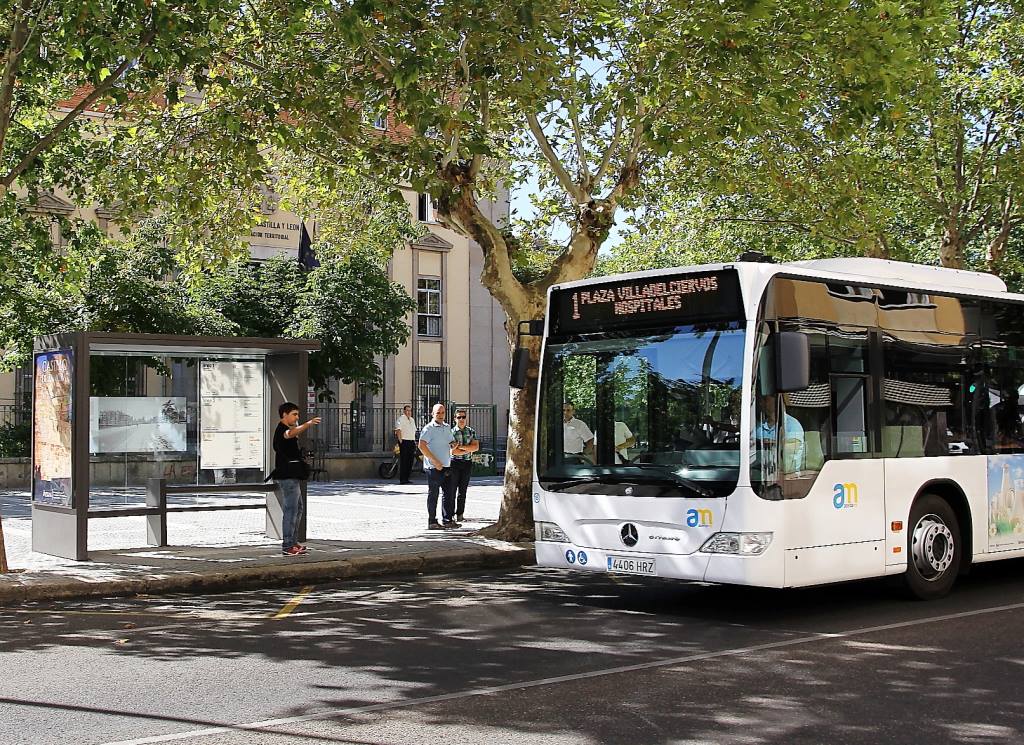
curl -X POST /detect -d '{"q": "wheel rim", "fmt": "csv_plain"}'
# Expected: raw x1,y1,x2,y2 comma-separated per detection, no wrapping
911,513,955,581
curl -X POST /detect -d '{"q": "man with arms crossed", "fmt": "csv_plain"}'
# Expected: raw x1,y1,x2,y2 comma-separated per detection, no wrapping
450,407,480,523
418,403,459,529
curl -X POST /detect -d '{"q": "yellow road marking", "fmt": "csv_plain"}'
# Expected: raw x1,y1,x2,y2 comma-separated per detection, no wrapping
272,586,315,619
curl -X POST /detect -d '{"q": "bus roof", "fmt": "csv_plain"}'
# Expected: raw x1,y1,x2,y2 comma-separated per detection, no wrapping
552,257,1009,298
789,257,1006,294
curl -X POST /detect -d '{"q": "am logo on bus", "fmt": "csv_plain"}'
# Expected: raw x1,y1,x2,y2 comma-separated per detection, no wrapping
686,508,713,527
833,482,859,509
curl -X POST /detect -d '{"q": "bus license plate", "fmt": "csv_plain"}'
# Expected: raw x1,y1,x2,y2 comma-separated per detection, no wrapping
607,555,656,575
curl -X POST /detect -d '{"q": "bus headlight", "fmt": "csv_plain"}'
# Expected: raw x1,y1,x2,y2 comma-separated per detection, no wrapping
700,532,773,556
535,522,569,543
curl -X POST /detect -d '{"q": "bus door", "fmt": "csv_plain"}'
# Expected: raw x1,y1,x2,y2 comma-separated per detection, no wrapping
761,324,886,584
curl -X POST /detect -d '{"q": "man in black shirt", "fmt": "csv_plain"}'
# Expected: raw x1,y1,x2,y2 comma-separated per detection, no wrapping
273,402,320,556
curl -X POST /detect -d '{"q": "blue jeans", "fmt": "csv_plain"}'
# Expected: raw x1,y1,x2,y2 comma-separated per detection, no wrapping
426,467,454,524
276,479,304,549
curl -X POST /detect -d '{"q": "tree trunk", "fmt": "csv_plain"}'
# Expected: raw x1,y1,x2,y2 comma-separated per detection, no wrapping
939,214,964,269
986,194,1015,275
0,512,8,572
479,303,545,542
480,330,541,541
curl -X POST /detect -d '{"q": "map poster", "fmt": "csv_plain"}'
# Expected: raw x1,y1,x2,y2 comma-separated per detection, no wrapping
33,349,74,506
199,361,265,470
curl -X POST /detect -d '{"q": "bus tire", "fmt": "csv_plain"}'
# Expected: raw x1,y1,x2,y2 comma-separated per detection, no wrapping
904,494,961,600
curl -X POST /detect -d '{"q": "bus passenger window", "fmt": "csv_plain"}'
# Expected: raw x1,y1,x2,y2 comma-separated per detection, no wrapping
882,335,966,457
834,377,869,455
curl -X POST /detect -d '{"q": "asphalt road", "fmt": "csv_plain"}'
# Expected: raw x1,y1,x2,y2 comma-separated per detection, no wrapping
3,562,1024,745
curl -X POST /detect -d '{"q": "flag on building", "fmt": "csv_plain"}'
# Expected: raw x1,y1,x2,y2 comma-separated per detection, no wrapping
298,222,319,269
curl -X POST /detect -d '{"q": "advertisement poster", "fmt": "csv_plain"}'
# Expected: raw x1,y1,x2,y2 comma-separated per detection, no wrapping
987,454,1024,551
199,361,264,470
33,349,74,506
89,397,187,453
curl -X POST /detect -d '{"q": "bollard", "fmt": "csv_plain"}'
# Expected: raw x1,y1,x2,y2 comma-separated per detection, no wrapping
146,478,168,547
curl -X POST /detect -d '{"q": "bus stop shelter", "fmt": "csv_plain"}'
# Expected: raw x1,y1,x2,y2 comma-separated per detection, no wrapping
31,332,320,560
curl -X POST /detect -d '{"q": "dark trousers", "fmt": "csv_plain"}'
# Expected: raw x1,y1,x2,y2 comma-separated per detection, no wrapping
426,467,455,524
399,439,417,482
451,459,472,517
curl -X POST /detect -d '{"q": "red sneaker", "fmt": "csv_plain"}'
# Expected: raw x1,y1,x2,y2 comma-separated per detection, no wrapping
282,545,308,556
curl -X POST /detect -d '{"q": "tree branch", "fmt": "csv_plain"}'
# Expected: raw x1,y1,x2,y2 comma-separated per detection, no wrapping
526,110,586,203
965,111,999,215
441,34,471,170
566,74,591,188
443,185,526,319
927,114,949,213
594,101,624,185
0,0,36,166
1,25,159,189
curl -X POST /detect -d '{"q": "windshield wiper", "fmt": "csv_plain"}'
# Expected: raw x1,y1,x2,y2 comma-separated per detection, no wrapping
545,470,712,498
618,465,714,498
544,474,630,492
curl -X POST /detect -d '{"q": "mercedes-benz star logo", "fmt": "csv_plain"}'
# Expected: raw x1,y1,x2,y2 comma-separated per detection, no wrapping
620,523,639,547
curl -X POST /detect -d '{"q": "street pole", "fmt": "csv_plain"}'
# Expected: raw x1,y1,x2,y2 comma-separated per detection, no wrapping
0,510,8,572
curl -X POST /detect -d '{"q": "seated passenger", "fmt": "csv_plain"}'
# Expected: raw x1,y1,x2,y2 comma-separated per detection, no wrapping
756,394,805,473
614,420,636,463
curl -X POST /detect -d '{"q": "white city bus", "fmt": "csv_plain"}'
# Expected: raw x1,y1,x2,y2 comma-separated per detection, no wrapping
532,256,1024,599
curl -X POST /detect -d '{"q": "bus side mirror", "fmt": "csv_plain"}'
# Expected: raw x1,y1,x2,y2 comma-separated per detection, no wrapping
775,331,810,392
510,348,530,389
509,319,545,390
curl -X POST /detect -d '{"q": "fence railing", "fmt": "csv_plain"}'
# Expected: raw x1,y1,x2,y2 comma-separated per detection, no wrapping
308,402,501,474
0,403,29,428
0,399,506,472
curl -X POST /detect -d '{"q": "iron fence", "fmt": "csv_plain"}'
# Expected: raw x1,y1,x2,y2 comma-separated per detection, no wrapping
307,402,500,474
0,402,29,427
0,397,506,471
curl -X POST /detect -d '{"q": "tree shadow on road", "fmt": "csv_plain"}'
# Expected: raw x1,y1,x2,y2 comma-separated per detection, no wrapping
3,561,1024,744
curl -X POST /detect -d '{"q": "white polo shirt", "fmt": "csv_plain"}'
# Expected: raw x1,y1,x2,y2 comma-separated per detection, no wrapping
395,414,417,441
563,417,594,454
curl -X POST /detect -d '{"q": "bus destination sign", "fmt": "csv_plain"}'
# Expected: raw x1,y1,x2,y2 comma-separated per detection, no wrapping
551,269,741,335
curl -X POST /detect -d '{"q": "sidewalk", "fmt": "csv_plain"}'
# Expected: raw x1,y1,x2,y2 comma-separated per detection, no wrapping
0,477,534,603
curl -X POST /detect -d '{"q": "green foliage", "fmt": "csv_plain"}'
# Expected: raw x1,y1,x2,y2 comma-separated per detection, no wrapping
620,1,1023,274
0,215,235,371
187,253,416,396
288,254,416,392
0,421,30,458
0,211,416,397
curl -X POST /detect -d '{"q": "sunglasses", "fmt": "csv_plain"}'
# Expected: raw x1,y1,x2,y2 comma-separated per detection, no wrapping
456,415,466,419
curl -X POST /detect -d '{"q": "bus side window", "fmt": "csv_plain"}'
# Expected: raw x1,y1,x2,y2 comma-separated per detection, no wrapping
882,334,966,457
752,327,828,500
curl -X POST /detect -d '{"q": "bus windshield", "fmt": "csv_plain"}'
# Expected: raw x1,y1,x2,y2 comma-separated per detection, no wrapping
538,322,745,498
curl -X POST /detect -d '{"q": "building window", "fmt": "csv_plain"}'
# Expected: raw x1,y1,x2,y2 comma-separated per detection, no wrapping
417,278,442,337
373,112,387,130
414,366,449,416
417,193,434,223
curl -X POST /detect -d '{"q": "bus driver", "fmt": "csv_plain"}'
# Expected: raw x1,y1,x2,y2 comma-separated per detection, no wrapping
563,402,595,462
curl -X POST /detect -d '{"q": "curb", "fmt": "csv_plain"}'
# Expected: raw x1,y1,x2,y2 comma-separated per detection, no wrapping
0,544,537,604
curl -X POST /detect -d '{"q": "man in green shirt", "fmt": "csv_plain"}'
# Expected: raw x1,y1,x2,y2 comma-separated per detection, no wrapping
450,407,480,523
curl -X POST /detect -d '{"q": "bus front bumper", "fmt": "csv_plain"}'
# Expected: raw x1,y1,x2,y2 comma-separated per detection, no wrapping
534,540,785,588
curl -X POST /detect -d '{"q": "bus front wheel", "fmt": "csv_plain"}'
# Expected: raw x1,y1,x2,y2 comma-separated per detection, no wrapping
904,494,961,600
